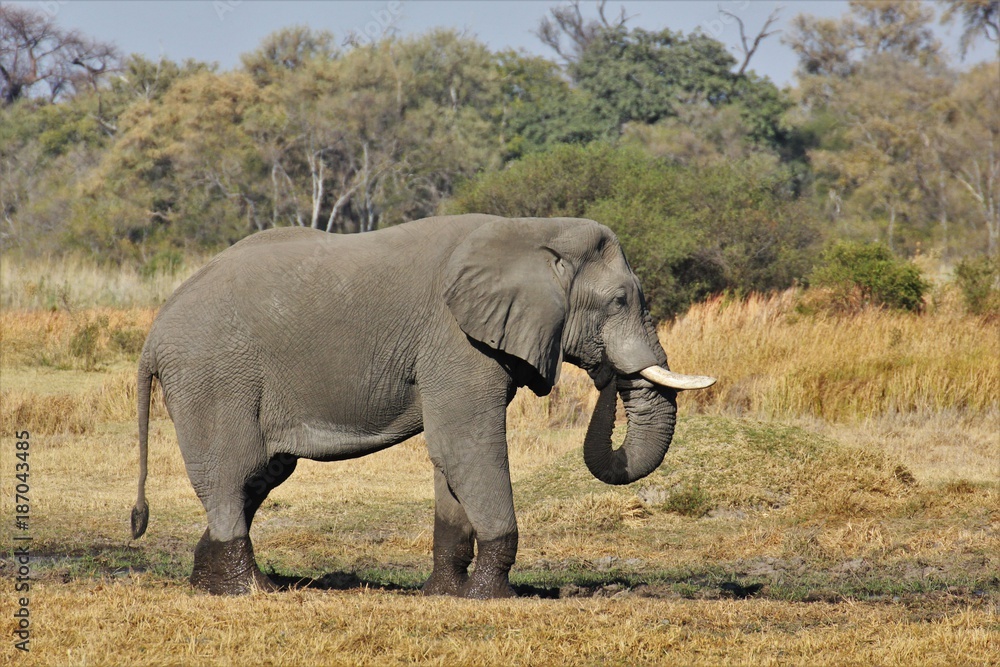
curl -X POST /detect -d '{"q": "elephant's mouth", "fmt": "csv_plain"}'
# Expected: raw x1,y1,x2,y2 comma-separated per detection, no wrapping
587,358,715,392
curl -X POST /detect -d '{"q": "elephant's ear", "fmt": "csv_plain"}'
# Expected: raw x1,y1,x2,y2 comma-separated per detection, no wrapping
444,219,573,393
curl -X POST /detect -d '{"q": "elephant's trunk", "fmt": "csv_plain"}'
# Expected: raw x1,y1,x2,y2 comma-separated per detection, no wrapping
583,378,677,485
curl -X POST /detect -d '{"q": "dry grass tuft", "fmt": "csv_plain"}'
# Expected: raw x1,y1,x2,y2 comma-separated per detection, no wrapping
0,307,156,369
522,492,651,531
0,390,92,434
611,418,920,524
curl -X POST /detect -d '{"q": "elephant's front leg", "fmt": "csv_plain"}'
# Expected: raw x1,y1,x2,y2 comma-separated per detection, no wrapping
423,459,518,599
422,380,519,599
422,468,475,596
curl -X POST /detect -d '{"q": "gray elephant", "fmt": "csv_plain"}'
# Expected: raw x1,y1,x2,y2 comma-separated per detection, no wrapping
130,214,714,598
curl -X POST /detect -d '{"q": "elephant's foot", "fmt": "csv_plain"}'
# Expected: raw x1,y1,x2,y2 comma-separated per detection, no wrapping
421,569,469,596
422,547,472,596
190,531,276,595
460,573,516,599
423,513,475,596
459,534,518,599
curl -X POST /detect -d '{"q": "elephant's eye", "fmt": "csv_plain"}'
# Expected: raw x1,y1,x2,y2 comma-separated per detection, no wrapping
610,291,627,313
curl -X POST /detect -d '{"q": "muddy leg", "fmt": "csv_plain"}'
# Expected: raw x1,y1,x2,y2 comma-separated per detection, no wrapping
422,468,475,596
190,529,277,594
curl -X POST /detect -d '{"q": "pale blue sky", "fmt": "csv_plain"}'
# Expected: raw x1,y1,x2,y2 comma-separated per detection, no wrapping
16,1,998,87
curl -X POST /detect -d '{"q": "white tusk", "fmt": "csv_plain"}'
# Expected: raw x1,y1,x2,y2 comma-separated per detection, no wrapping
640,365,717,390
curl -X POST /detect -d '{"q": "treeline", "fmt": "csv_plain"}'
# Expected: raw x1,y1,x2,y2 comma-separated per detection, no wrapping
1,1,997,316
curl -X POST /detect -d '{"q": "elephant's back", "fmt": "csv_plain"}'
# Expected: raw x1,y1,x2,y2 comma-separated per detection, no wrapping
151,214,507,337
228,225,327,249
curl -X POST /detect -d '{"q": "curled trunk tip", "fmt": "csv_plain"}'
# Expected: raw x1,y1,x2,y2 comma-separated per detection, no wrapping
583,380,677,485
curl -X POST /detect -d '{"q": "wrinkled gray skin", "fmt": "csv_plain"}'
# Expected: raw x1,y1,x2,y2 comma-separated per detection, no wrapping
130,214,710,598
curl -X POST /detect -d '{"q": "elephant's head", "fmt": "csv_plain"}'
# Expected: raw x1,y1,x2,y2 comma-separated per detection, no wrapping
444,216,715,485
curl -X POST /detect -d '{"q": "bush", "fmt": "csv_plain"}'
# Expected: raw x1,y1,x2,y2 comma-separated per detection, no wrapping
109,327,147,355
953,255,1000,317
69,316,110,370
809,242,928,312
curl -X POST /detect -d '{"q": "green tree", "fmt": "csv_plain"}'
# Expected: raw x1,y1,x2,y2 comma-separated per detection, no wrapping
953,255,1000,316
785,0,942,81
494,50,613,160
806,55,953,251
531,3,791,156
72,70,271,256
250,29,500,233
240,25,337,87
568,25,790,151
0,99,95,253
446,143,821,318
943,63,1000,255
785,0,996,256
58,29,504,256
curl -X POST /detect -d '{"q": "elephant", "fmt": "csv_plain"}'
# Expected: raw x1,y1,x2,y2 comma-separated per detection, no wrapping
129,214,715,598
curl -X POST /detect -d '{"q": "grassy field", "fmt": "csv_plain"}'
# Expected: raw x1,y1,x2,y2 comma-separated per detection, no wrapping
1,258,998,665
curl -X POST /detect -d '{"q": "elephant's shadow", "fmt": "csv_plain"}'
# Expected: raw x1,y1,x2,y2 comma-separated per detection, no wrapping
268,571,411,594
269,571,764,600
27,543,755,600
268,571,562,598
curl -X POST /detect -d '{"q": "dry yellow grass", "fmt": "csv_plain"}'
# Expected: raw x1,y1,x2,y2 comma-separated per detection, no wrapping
0,307,157,368
664,291,999,483
1,253,199,310
669,290,999,420
801,414,999,484
0,367,169,435
7,582,997,667
2,408,994,665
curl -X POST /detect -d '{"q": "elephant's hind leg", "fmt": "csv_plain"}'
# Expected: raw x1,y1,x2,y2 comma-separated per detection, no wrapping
243,453,298,531
190,529,275,595
180,425,279,595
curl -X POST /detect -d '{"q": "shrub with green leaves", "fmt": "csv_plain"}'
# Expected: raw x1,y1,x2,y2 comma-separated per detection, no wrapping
953,255,1000,317
661,481,714,518
69,316,110,370
140,249,185,278
809,241,928,312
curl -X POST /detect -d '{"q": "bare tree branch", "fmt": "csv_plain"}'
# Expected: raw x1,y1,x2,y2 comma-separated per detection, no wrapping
0,4,120,105
721,6,782,77
533,1,631,65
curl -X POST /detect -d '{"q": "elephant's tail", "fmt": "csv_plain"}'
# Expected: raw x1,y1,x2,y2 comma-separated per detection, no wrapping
131,349,153,540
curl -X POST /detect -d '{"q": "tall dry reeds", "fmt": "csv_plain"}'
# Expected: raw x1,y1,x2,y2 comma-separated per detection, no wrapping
1,253,199,310
666,290,999,422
